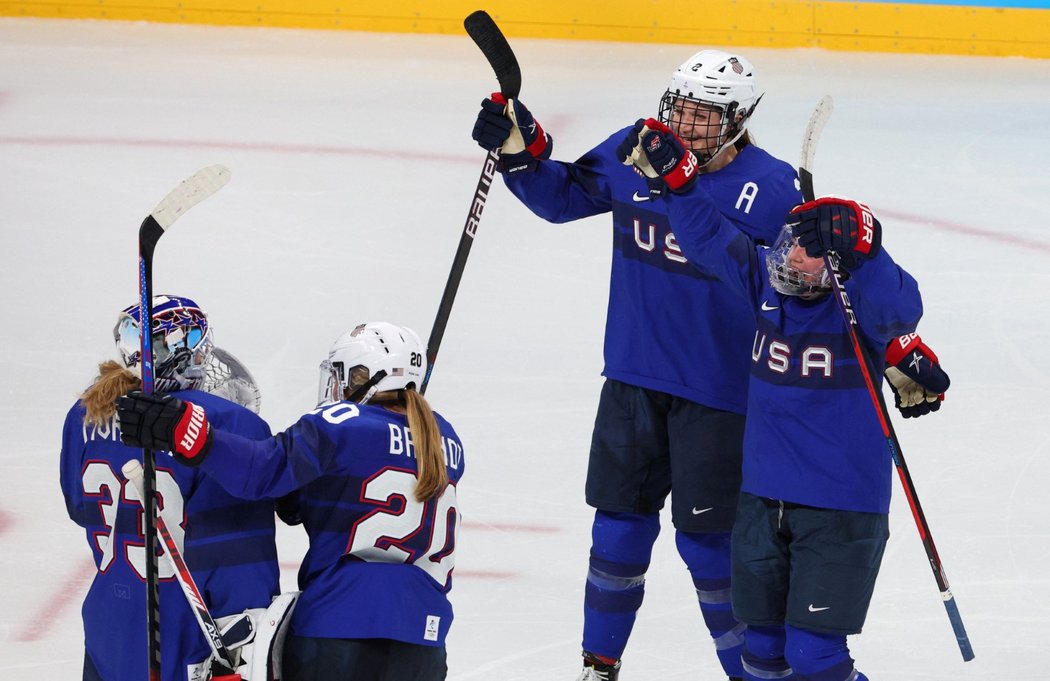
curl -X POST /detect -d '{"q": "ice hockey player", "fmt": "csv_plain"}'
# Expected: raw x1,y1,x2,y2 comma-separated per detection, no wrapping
116,321,465,681
61,295,279,680
473,48,800,680
622,114,931,680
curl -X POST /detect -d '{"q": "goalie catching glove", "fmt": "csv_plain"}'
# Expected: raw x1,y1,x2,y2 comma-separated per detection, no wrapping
472,93,553,173
117,391,213,465
618,118,699,197
885,334,951,419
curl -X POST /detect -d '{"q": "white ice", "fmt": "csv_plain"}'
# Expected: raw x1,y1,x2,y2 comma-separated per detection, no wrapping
1,17,1048,680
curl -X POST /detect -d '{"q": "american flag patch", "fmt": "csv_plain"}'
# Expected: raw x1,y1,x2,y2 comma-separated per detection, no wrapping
391,368,404,376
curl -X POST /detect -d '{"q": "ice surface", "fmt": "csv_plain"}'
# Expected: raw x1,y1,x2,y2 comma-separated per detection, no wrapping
1,17,1048,679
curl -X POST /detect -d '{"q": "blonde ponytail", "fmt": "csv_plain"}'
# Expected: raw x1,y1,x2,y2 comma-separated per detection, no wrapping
80,360,142,426
370,389,449,501
403,389,449,501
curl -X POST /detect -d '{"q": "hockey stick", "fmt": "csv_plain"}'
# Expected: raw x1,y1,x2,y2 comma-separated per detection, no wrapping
420,10,521,394
136,164,231,678
122,460,240,673
799,97,975,662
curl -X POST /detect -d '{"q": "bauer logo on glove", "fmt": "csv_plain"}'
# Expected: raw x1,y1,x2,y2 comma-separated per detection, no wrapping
117,390,214,465
884,334,951,419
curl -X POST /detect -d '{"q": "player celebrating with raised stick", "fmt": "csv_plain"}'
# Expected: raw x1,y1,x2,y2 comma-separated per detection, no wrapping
472,49,800,680
116,322,465,681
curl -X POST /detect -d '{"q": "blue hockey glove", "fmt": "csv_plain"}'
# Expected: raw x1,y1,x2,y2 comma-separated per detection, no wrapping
117,391,213,465
619,118,698,197
471,93,553,173
787,196,882,269
885,334,951,418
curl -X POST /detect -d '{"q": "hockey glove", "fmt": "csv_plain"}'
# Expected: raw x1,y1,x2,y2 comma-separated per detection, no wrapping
788,196,882,269
117,391,213,465
471,93,553,173
885,334,951,418
618,118,698,197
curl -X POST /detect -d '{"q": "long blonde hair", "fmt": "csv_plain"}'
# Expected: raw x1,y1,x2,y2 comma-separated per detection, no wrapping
80,360,141,426
372,388,448,502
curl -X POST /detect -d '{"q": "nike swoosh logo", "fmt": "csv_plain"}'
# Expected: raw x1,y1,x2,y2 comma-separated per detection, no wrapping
632,191,649,202
761,301,779,311
691,507,714,515
808,604,831,612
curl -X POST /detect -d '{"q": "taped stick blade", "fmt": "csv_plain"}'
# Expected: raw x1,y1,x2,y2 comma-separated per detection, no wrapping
464,11,521,99
150,164,231,231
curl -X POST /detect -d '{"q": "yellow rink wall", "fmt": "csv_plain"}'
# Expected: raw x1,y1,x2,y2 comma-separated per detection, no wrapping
2,1,1048,58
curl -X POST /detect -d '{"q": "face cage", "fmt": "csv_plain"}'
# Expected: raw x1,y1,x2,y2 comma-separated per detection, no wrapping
658,91,741,166
765,240,831,298
114,313,211,388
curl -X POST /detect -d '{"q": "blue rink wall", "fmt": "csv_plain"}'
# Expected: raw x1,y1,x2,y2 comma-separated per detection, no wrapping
1,0,1047,57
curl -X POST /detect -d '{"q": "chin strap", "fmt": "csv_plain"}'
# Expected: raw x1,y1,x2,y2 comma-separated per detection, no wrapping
345,369,388,404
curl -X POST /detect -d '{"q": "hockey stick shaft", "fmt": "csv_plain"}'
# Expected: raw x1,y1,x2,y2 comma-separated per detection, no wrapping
799,99,974,661
135,165,231,678
137,222,162,680
422,11,521,394
123,460,239,671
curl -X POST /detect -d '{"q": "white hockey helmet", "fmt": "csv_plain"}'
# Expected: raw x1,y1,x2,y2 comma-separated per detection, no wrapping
658,49,762,165
317,322,426,405
765,224,831,298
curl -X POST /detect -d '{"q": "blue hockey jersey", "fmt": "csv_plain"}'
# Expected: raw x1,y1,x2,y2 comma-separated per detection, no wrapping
503,129,801,412
667,188,923,513
197,401,465,647
60,389,278,681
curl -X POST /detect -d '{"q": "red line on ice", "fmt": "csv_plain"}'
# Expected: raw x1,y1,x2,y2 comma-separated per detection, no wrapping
878,207,1050,254
12,558,95,642
0,509,11,536
0,135,478,165
462,520,560,533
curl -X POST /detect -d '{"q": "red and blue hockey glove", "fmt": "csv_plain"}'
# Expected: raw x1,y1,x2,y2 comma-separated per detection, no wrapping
618,118,698,197
471,93,553,173
788,196,882,269
117,391,213,465
885,334,951,418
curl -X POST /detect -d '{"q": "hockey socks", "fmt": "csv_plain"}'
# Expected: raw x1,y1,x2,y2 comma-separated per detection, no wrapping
676,530,745,678
783,625,867,681
581,511,660,659
742,625,793,681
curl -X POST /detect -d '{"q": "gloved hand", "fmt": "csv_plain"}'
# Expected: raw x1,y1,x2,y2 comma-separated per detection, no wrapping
618,118,698,197
117,391,213,465
885,334,951,418
788,196,882,269
471,93,553,173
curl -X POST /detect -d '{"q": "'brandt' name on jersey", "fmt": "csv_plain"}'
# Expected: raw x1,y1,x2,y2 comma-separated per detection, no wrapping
388,424,463,471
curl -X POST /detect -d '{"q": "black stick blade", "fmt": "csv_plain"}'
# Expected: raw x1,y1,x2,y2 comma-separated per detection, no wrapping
464,10,521,98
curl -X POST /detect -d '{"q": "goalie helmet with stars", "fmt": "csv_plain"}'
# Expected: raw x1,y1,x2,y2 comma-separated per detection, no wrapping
317,322,426,406
657,49,762,166
113,295,214,393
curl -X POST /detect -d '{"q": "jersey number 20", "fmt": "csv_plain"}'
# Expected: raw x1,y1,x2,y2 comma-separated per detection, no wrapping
346,468,458,588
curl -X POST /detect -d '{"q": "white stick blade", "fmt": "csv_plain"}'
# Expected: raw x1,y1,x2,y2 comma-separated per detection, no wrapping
151,164,231,230
800,95,835,172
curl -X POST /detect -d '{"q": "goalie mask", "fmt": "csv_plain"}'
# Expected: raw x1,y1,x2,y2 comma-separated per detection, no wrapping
766,224,831,299
658,49,762,166
317,322,426,406
114,295,214,392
